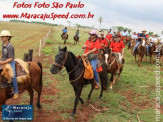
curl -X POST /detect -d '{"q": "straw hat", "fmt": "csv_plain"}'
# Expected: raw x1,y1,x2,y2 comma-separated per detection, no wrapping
0,30,13,37
142,29,147,32
99,30,104,35
152,33,156,36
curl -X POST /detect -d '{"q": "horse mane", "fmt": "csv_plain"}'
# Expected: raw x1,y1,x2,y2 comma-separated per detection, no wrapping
68,52,80,64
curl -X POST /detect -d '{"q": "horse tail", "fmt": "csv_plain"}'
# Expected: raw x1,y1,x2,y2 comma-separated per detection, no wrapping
37,62,42,87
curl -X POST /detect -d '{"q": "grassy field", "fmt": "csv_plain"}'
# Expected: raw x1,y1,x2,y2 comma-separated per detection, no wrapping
42,26,163,122
0,22,163,122
0,22,52,58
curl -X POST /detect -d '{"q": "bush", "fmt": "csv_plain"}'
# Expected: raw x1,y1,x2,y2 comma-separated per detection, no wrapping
42,47,53,55
46,39,53,44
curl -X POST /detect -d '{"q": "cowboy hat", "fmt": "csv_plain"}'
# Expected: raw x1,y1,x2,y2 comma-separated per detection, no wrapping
0,30,13,37
99,30,104,35
142,29,147,32
89,29,98,35
152,33,156,36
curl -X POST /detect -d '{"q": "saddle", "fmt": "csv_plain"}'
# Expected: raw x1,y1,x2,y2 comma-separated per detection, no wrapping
1,59,30,84
15,61,27,77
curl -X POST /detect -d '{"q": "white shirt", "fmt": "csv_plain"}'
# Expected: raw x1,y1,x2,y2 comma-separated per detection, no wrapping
131,35,138,40
159,35,163,43
122,32,128,36
150,37,157,43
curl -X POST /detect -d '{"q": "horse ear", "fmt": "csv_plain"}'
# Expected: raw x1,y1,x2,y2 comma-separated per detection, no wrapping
64,46,67,52
58,45,61,51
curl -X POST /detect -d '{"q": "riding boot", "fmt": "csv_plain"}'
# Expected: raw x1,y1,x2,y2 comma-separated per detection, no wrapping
93,79,100,90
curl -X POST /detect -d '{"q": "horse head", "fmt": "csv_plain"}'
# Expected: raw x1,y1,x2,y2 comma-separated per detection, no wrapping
50,46,68,74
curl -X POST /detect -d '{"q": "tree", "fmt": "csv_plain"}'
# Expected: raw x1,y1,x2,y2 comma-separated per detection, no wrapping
67,21,71,28
98,17,103,29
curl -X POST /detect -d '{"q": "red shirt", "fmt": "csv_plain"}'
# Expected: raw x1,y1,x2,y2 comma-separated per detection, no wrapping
110,41,125,53
146,34,149,38
99,38,108,49
84,39,100,54
106,34,113,40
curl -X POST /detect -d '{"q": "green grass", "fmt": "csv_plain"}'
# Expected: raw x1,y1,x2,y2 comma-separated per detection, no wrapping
45,39,54,44
42,47,53,55
47,26,163,121
0,22,162,122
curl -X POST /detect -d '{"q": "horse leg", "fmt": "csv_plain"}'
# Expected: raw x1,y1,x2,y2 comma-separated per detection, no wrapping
27,87,34,105
113,74,117,84
73,86,84,104
36,86,42,109
138,54,141,67
134,54,136,64
87,82,94,100
70,87,82,116
110,75,114,90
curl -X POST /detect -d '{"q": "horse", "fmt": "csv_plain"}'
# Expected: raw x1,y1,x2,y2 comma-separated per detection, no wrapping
122,36,130,45
98,49,124,90
147,42,157,63
130,39,137,57
74,34,79,45
134,39,146,67
0,61,42,110
61,33,68,44
50,46,108,116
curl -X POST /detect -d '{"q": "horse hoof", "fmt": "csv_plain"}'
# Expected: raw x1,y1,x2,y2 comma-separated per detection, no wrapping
70,113,75,117
37,104,41,109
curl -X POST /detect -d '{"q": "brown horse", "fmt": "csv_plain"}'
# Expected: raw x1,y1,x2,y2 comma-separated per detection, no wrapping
134,39,146,67
130,39,137,57
74,34,79,45
122,36,130,45
0,61,42,110
148,43,156,63
61,33,68,44
98,49,124,90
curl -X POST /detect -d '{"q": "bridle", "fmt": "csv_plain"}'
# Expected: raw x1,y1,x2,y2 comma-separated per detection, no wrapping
53,51,68,69
52,51,82,75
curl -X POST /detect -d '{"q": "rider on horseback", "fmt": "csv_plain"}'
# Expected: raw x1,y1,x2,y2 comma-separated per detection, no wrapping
133,29,147,55
82,30,101,89
99,30,108,50
128,32,138,49
110,34,125,73
0,30,18,99
122,29,128,37
147,33,158,54
61,27,68,38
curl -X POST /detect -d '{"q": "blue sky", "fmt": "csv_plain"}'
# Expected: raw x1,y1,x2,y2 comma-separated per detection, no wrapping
0,0,163,35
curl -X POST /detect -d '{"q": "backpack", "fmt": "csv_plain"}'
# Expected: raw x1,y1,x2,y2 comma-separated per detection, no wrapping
82,57,94,80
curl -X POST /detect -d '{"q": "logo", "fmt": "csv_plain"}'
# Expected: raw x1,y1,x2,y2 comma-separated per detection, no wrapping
2,105,33,121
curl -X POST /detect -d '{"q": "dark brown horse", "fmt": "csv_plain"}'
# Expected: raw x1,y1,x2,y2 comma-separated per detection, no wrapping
61,33,68,44
50,46,108,116
74,34,79,45
0,61,42,110
134,39,146,67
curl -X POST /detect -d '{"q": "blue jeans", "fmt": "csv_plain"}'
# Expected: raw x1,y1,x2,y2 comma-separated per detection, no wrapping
133,41,141,52
146,45,149,54
9,60,18,94
90,58,99,84
128,41,131,48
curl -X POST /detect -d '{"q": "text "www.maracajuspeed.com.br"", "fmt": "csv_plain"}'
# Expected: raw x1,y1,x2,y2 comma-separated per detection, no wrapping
3,12,94,20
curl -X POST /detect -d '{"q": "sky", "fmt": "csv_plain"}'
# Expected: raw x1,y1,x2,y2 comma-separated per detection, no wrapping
0,0,163,35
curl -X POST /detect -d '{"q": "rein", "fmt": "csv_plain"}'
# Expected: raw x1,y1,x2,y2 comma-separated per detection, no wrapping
107,53,116,69
53,50,85,82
